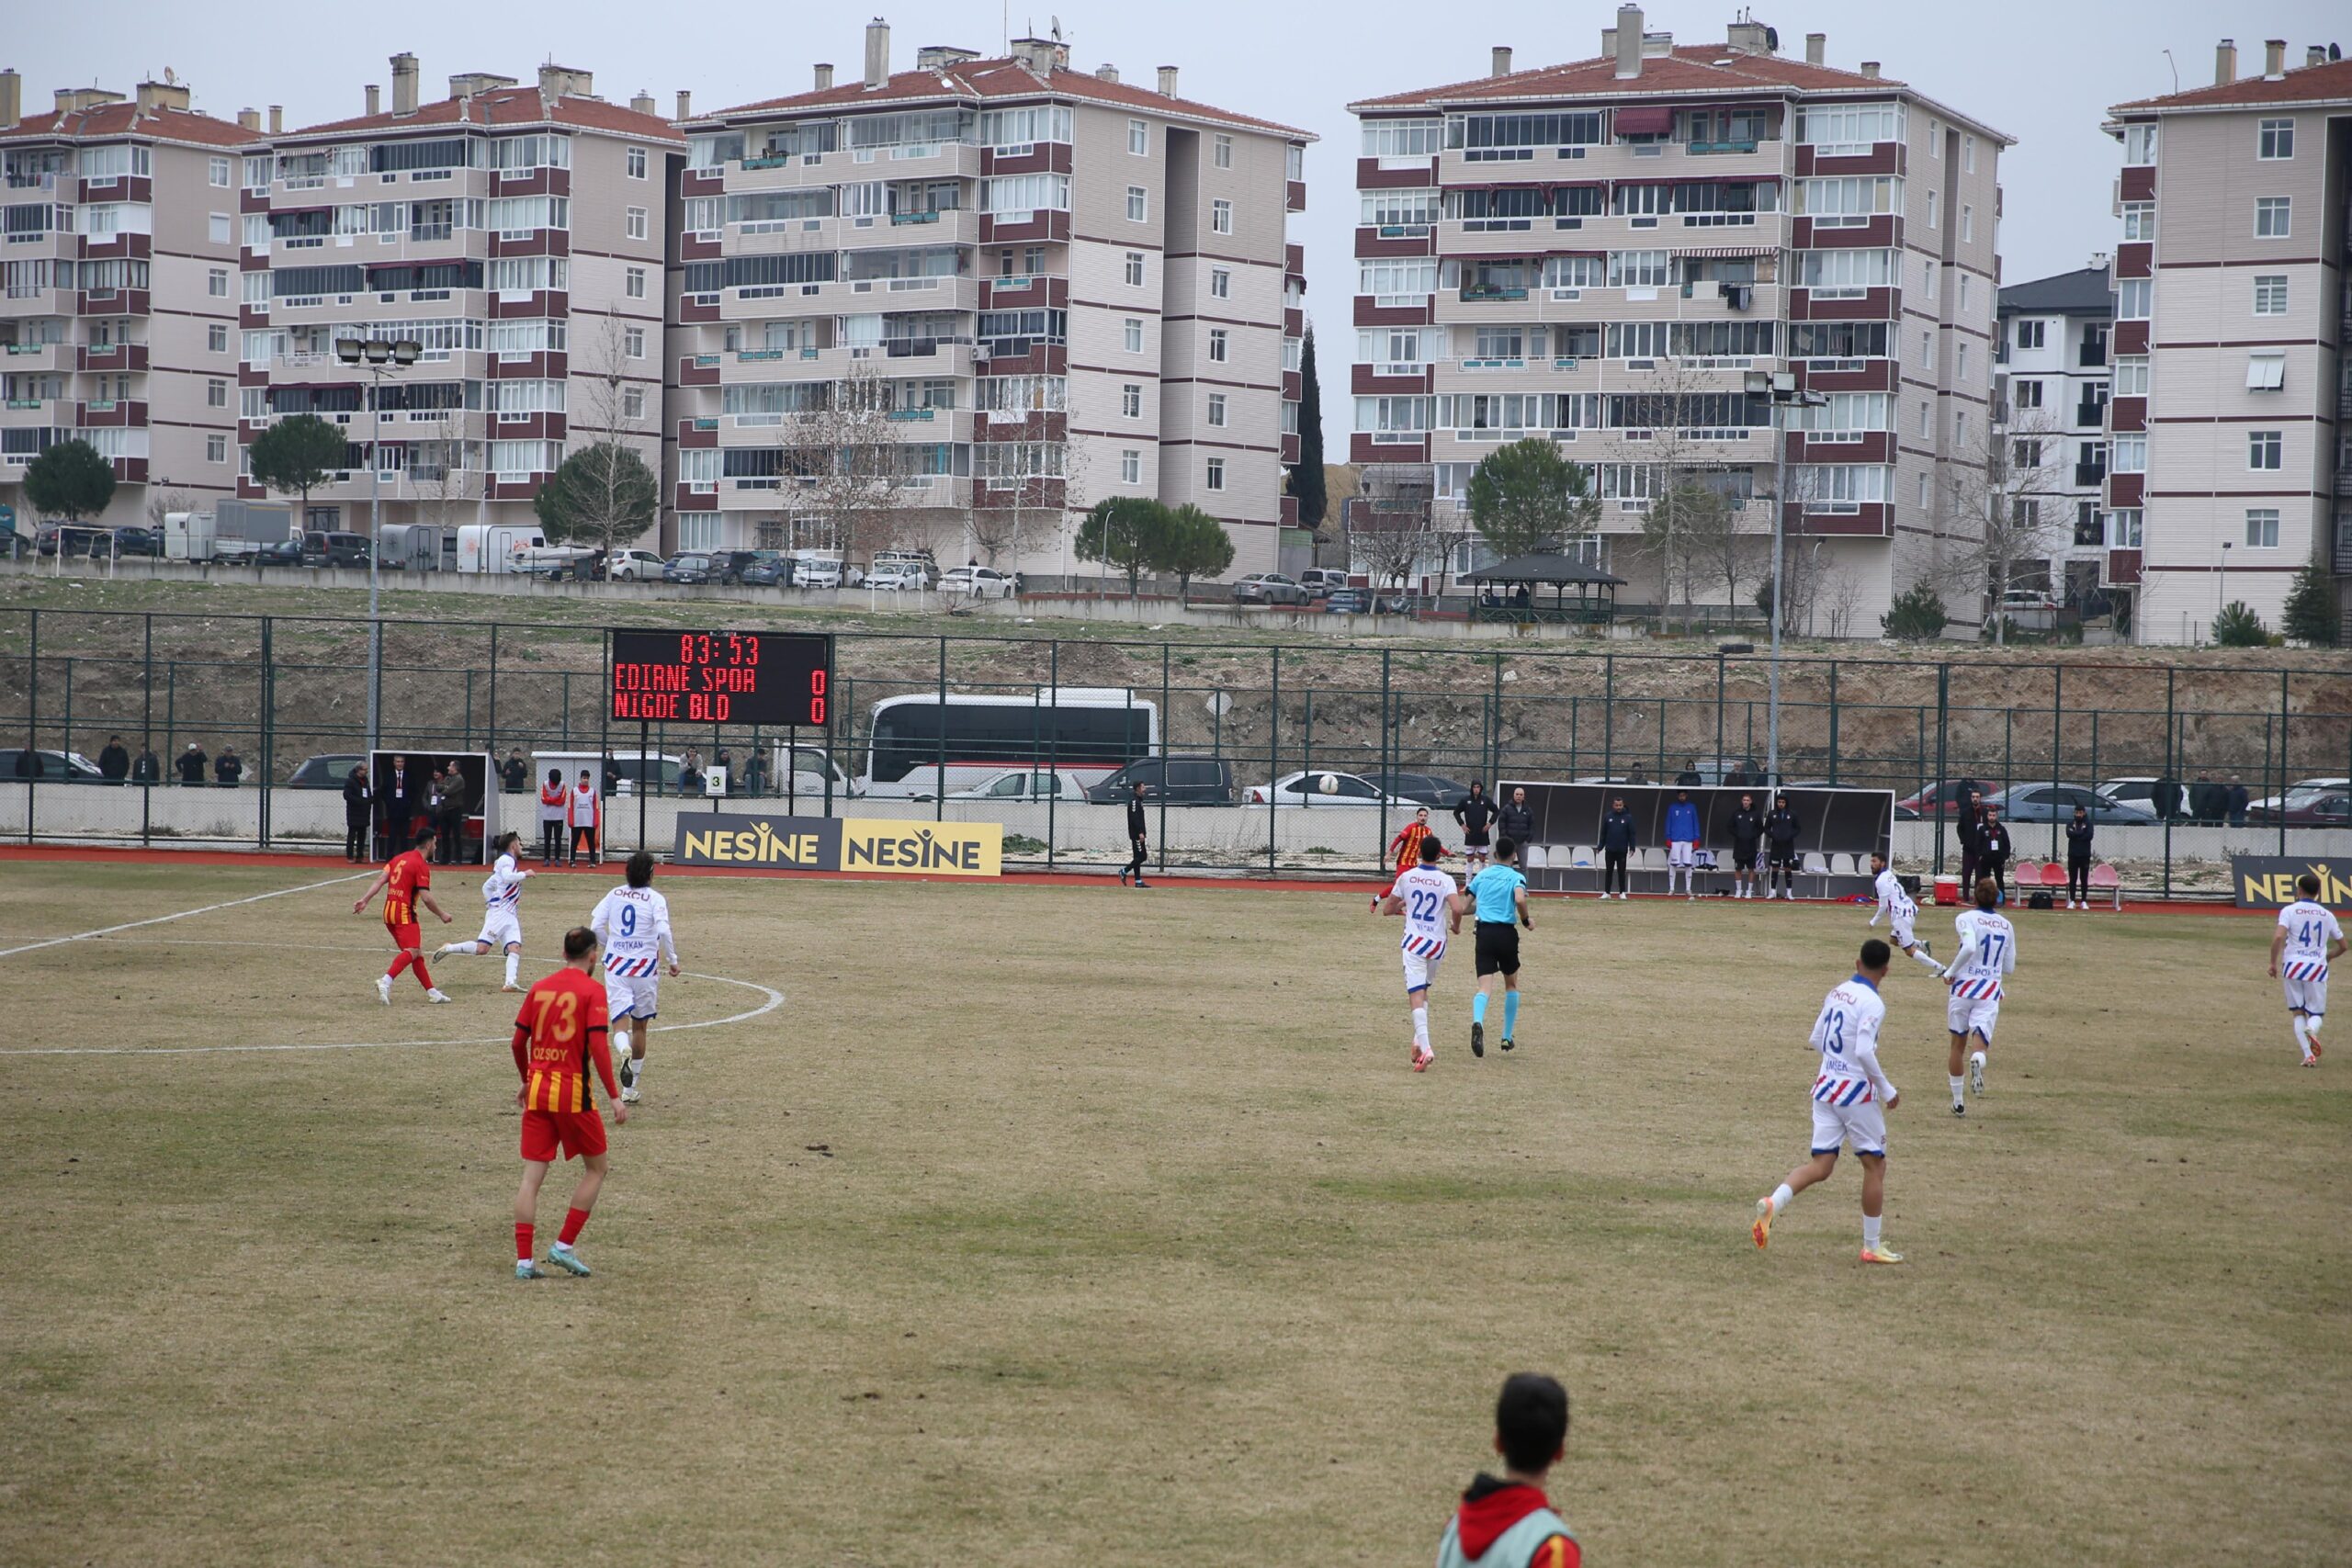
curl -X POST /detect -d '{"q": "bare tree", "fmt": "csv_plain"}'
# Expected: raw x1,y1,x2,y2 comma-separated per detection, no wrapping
966,376,1066,569
1942,409,2071,644
406,412,473,531
1680,482,1761,621
771,359,917,571
1348,505,1435,595
144,487,194,529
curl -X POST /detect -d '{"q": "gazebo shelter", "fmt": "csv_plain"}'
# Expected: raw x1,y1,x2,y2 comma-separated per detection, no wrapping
1464,554,1626,624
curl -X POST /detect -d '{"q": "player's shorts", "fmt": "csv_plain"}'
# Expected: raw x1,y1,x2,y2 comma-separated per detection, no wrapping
1668,840,1696,867
1474,920,1521,977
1810,1094,1888,1157
605,967,661,1021
1946,992,2000,1041
2284,972,2328,1018
476,910,522,951
521,1105,607,1163
1401,948,1443,993
1462,830,1491,852
1770,844,1801,868
386,919,423,951
1730,841,1761,872
1888,913,1917,948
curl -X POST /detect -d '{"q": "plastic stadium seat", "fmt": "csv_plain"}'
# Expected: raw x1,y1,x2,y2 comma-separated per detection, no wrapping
1833,852,1860,876
1635,847,1667,870
2040,862,2070,889
2088,862,2121,908
1801,852,1829,874
1521,845,1548,869
2012,859,2043,886
1567,844,1594,867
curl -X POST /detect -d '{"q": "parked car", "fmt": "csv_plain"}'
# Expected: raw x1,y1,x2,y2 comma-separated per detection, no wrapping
249,537,306,568
1243,770,1417,807
1894,778,1993,818
286,752,369,790
4,748,106,782
1984,783,2157,825
737,550,793,587
2093,777,2196,822
301,532,372,569
2251,780,2352,825
1368,771,1474,809
1084,756,1238,806
662,552,721,584
1324,587,1368,614
1232,572,1308,606
947,768,1089,803
866,561,932,592
2254,791,2351,828
791,555,844,589
1296,568,1350,601
90,525,161,558
939,565,1017,599
606,548,669,581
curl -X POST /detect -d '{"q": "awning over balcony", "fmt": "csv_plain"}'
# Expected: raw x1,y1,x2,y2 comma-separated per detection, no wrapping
1678,245,1777,257
1611,105,1674,136
1464,554,1625,587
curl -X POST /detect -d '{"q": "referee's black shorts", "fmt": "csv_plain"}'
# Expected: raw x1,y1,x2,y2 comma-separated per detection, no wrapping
1474,919,1521,977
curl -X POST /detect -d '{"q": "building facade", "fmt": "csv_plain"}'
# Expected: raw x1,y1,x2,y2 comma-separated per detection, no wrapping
1993,262,2117,618
1348,6,2009,635
0,73,249,527
234,60,679,536
667,21,1310,574
2104,39,2352,645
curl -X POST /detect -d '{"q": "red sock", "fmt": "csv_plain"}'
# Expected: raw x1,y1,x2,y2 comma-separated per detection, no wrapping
412,958,435,990
558,1207,589,1247
388,951,413,979
514,1222,534,1263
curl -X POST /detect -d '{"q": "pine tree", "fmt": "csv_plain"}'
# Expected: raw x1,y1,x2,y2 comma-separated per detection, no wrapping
1291,325,1327,530
2281,565,2339,646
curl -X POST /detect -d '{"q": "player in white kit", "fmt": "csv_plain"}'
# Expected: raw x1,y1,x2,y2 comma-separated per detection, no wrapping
1866,852,1944,976
1943,877,2016,1114
2268,872,2346,1067
1751,939,1904,1264
590,850,680,1104
1376,835,1469,1071
436,831,531,990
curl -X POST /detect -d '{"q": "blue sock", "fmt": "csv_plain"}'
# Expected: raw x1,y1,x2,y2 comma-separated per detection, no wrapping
1472,991,1489,1025
1503,990,1521,1040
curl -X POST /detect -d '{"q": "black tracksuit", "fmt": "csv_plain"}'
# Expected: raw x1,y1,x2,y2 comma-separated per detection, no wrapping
1728,806,1764,875
1453,791,1496,851
1976,822,2012,897
1765,807,1801,893
1125,796,1148,881
2064,817,2094,902
1598,807,1634,895
342,773,372,863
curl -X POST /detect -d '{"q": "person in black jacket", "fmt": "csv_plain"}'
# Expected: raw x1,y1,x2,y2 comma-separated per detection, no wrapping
1119,780,1151,887
1765,795,1802,899
1597,795,1634,899
343,762,373,863
1956,791,1985,891
1727,791,1765,899
2225,775,2249,828
1497,786,1535,849
214,745,243,787
130,743,161,785
500,748,529,794
175,743,208,784
97,734,130,784
1975,805,2013,903
2064,805,2095,909
379,753,417,854
1453,781,1498,871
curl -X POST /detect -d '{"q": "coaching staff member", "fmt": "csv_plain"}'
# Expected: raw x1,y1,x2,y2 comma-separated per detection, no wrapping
1453,781,1498,870
1119,779,1151,888
1497,785,1535,850
379,753,419,856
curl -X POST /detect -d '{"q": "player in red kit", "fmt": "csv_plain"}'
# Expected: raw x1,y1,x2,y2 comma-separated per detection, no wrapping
353,844,454,1004
512,926,628,1279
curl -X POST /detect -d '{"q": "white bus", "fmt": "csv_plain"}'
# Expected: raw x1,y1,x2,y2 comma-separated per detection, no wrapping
858,688,1159,798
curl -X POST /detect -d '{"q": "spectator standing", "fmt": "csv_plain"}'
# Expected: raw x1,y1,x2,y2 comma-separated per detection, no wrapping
343,763,373,863
2226,776,2250,828
1431,1373,1579,1568
215,745,243,787
2154,774,2184,823
13,746,34,779
1598,795,1634,900
600,752,620,797
500,749,529,794
2188,773,2226,826
1674,758,1703,787
2064,806,2095,909
1497,785,1535,850
1976,805,2013,903
537,768,568,866
1453,781,1497,872
130,743,161,786
1627,762,1650,786
175,742,208,785
98,734,130,784
380,753,417,854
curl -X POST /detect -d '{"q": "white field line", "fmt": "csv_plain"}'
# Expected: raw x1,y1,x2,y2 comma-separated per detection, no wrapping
0,872,372,960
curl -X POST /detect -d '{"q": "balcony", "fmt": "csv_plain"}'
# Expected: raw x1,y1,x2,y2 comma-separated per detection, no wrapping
1458,285,1529,303
2075,462,2107,488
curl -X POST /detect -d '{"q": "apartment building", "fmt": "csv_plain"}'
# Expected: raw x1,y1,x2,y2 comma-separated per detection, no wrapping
667,19,1310,574
0,72,248,526
1993,262,2116,615
1348,6,2009,634
235,59,679,535
2103,39,2352,645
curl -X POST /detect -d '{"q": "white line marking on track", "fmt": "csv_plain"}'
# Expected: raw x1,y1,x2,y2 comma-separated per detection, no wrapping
0,872,372,961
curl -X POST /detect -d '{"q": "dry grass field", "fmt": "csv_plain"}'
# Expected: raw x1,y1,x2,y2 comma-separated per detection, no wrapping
1,859,2345,1566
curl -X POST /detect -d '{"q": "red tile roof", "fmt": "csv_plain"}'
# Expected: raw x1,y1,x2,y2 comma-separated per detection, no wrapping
702,56,1312,141
0,100,254,148
2112,55,2352,112
285,85,682,143
1351,43,1909,112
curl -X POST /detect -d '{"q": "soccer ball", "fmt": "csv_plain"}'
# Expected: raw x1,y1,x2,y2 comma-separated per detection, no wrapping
1317,773,1340,795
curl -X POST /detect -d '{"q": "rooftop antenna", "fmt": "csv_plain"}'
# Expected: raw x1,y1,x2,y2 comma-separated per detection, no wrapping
1051,16,1062,42
2161,48,2178,93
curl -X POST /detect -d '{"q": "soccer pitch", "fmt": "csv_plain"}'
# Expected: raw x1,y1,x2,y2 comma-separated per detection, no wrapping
2,860,2345,1567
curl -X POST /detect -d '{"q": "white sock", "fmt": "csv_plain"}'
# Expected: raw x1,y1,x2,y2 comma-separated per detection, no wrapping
1912,947,1941,970
2292,1017,2312,1058
1770,1182,1794,1214
1411,1005,1430,1054
1972,1050,1986,1077
1863,1215,1883,1250
436,942,468,955
1950,1074,1967,1104
503,952,520,988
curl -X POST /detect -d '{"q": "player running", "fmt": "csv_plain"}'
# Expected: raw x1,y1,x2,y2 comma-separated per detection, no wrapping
1377,834,1470,1071
2269,872,2345,1066
353,842,455,1004
511,926,628,1279
1866,852,1943,976
590,850,680,1105
1943,877,2016,1114
437,830,532,991
1453,836,1532,1058
1752,939,1904,1264
1453,782,1497,874
1377,807,1442,910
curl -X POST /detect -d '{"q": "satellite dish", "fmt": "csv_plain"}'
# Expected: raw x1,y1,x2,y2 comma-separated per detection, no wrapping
1050,15,1063,41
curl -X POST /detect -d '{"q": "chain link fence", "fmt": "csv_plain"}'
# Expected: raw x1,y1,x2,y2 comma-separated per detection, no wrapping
3,606,2347,893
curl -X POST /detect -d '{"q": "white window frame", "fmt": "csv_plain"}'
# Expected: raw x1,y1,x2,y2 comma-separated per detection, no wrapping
1209,266,1231,299
2247,429,2282,470
206,378,227,409
1125,251,1145,287
626,145,649,179
2245,353,2284,391
208,267,229,298
2120,201,2154,242
623,384,646,420
626,206,649,241
625,265,647,299
1126,186,1148,222
1214,133,1233,169
624,324,646,359
2117,278,2152,320
1206,391,1227,427
1121,448,1140,484
1204,456,1225,491
1128,119,1148,156
1121,382,1142,419
2244,508,2279,548
1960,203,1973,243
2113,356,2150,396
1206,327,1228,363
2014,319,2045,352
208,322,229,353
2255,197,2290,238
209,156,230,187
2256,118,2293,160
1962,133,1975,172
2253,275,2287,316
2122,124,2157,165
1124,318,1144,354
1211,198,1233,235
206,433,228,464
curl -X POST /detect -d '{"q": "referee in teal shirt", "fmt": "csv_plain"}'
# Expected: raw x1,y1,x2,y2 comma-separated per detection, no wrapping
1456,836,1532,1056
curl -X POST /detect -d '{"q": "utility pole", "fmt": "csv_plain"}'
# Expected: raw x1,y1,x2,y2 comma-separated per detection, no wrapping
337,335,423,753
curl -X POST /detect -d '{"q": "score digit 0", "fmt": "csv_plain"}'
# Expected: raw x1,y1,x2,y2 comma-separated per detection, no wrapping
809,667,827,726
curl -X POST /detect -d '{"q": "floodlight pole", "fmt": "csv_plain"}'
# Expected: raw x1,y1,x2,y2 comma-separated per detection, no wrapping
343,337,420,754
1748,368,1824,789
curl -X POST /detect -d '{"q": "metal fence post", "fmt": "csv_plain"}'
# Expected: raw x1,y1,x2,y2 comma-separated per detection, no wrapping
1490,652,1505,785
1046,640,1058,869
1714,652,1725,770
2162,666,2176,897
1826,661,1840,784
259,616,274,849
935,635,947,824
141,612,153,847
487,623,498,755
2278,667,2290,857
1602,652,1614,779
2049,664,2063,863
23,608,36,844
61,657,72,765
1268,646,1279,876
1377,648,1390,863
1159,641,1170,875
1931,662,1950,877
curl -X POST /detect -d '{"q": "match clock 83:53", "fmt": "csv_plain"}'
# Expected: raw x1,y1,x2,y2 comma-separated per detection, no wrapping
607,629,832,727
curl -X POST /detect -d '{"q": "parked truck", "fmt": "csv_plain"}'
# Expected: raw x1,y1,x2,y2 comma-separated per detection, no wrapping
163,501,294,562
455,523,547,574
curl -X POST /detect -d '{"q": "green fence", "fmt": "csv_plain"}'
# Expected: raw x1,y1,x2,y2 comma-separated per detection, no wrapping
2,605,2347,891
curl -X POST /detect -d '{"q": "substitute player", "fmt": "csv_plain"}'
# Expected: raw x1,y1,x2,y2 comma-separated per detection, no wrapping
1752,939,1904,1264
1377,834,1469,1071
1663,788,1701,899
437,829,531,991
1453,781,1498,874
1943,877,2016,1114
1866,852,1943,976
1726,792,1764,900
353,842,454,1004
2269,872,2346,1066
1453,836,1532,1058
511,926,628,1279
590,850,680,1104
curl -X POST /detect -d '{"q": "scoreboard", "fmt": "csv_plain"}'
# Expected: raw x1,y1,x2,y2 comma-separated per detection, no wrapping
608,629,831,727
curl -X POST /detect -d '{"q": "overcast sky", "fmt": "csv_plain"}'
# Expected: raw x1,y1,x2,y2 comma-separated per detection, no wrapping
17,0,2347,451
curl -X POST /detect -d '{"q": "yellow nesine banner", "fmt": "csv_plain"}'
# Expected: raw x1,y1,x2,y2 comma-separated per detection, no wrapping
673,813,1002,878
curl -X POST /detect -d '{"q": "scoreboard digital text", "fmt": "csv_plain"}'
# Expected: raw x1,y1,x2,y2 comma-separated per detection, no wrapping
608,629,832,727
